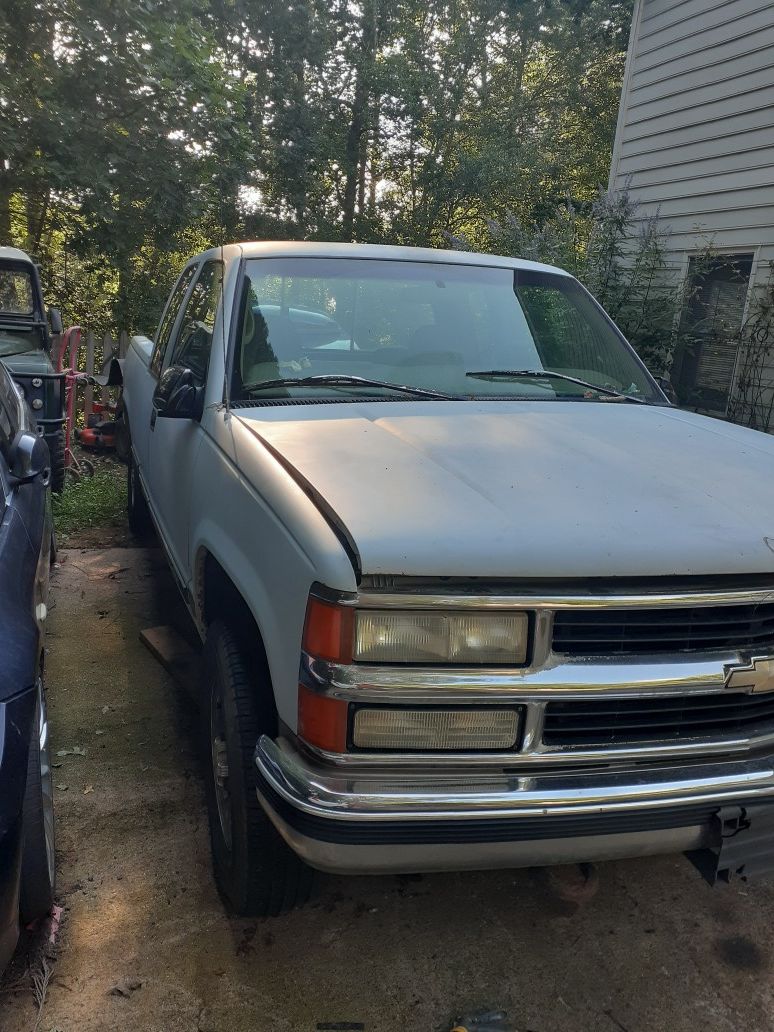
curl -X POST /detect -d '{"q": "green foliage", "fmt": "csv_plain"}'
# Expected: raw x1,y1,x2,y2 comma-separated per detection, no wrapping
0,0,635,334
53,463,126,539
727,265,774,432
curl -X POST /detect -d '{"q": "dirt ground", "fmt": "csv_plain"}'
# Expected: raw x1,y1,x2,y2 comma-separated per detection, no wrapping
2,547,774,1032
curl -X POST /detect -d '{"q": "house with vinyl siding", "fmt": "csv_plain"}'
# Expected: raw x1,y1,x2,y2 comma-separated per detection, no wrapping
608,0,774,426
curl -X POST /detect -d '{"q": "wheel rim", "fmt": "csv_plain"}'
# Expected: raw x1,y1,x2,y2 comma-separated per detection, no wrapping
210,685,232,851
37,680,55,889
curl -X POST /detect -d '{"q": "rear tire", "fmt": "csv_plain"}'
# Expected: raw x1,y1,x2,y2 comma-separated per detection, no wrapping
201,620,313,916
19,680,55,923
48,430,66,494
127,450,152,537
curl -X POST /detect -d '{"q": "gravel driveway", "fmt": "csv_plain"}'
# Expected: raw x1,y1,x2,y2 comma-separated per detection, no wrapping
1,547,773,1032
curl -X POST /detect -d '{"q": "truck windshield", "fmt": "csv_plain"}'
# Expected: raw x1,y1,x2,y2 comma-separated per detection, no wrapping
0,325,40,358
0,267,34,315
232,258,661,403
0,266,42,357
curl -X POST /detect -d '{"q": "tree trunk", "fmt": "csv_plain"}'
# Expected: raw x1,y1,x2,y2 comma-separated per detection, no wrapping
368,96,380,215
342,82,369,240
24,187,50,254
0,165,12,245
342,0,377,240
356,120,368,219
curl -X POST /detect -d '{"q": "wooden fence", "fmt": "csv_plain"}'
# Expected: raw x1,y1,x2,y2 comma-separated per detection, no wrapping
54,329,129,422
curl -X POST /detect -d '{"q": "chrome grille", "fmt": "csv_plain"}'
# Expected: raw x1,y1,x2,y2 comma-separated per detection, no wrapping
552,602,774,657
543,691,774,747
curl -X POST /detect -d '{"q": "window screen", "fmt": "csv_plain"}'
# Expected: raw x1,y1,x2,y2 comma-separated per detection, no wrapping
674,253,753,413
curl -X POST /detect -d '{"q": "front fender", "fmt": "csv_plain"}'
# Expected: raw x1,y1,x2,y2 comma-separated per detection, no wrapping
191,514,316,734
0,494,45,703
190,417,358,733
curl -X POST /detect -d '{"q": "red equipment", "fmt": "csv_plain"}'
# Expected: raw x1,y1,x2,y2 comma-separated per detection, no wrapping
55,327,117,468
79,403,116,450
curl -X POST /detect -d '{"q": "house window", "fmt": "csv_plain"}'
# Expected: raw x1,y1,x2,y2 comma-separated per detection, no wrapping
672,253,754,413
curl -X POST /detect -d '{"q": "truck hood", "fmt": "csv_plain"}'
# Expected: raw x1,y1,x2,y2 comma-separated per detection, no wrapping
237,401,774,579
2,349,55,376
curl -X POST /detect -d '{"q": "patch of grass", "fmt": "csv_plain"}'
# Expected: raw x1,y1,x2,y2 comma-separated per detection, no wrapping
53,462,127,540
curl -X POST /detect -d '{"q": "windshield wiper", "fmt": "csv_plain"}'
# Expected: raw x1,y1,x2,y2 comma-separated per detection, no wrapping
242,373,457,401
465,369,647,404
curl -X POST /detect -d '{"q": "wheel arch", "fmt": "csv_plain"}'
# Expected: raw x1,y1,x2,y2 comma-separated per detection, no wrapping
195,548,280,716
197,550,259,637
114,392,131,464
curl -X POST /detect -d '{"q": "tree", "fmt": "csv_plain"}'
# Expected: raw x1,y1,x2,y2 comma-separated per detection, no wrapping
0,0,635,332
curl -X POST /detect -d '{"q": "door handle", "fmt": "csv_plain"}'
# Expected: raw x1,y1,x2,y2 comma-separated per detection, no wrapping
150,408,157,430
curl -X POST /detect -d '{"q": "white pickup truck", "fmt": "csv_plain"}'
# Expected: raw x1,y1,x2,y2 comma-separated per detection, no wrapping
119,241,774,916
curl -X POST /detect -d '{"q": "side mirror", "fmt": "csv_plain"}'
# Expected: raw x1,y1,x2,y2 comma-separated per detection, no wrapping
153,365,204,421
8,430,50,487
657,376,677,404
48,308,63,335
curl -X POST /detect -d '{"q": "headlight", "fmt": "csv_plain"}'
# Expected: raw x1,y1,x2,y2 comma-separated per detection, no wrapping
353,610,529,665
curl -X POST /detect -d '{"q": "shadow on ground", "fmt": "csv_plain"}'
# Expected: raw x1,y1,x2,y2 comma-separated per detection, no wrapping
2,548,773,1032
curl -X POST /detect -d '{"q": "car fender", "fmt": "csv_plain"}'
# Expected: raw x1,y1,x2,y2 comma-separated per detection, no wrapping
0,492,45,702
190,416,357,732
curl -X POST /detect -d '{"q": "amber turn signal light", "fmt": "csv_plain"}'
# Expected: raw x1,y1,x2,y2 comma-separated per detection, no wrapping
302,595,354,663
297,683,349,752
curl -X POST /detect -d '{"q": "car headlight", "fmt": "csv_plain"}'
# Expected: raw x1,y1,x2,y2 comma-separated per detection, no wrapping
353,610,529,665
299,595,532,754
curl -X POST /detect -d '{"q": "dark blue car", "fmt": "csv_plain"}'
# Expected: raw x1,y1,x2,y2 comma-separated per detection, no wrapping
0,360,55,970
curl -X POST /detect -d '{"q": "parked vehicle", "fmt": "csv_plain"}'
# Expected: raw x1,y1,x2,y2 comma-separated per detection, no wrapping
118,242,774,915
0,248,65,492
0,361,54,969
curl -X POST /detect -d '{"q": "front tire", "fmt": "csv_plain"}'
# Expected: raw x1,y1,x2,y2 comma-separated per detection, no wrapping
201,620,312,916
127,450,152,537
19,679,55,923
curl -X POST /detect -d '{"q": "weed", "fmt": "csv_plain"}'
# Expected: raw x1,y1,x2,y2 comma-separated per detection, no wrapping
53,461,126,542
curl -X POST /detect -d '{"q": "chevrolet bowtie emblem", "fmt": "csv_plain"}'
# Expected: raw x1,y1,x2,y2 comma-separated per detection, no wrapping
724,656,774,694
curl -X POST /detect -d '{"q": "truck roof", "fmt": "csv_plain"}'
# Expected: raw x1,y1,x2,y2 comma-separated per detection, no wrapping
0,246,35,266
199,240,571,277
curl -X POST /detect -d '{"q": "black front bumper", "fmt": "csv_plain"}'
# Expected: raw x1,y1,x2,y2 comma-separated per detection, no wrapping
0,687,36,970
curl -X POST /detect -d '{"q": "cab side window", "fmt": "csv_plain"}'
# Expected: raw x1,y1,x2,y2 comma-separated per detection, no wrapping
150,265,197,378
165,261,223,385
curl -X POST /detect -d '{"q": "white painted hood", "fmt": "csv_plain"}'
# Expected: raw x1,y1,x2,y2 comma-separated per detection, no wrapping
237,401,774,579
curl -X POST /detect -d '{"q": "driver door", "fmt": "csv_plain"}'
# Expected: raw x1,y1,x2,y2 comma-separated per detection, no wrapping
126,263,197,477
147,259,223,587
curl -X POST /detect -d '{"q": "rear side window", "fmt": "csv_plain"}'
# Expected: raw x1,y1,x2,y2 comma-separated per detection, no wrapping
165,261,223,384
150,265,197,378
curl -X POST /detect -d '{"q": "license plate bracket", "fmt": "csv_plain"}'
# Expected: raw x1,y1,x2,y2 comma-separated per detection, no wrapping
687,803,774,885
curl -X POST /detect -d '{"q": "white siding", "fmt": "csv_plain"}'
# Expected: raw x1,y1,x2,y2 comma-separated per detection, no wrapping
611,0,774,241
609,0,774,422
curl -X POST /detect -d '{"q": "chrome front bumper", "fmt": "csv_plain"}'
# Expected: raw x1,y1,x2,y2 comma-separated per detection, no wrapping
255,735,774,874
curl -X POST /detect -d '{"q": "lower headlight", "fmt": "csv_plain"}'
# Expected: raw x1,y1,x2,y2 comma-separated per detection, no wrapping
351,707,521,751
353,610,529,665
